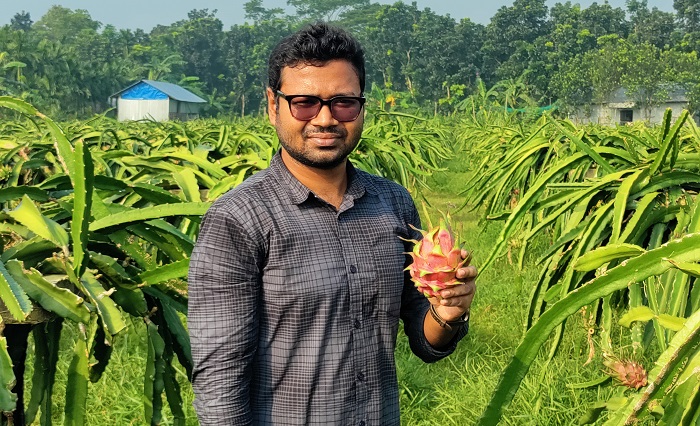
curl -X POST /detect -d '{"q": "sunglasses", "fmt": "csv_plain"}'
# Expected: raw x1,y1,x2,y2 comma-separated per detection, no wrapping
276,90,365,122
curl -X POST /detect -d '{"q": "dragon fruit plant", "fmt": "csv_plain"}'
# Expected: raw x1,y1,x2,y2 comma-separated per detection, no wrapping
405,216,472,298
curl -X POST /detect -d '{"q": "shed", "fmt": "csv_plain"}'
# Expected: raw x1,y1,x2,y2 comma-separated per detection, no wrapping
110,80,206,122
570,86,691,126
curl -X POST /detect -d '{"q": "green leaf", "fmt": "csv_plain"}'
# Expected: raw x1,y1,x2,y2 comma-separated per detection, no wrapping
0,336,17,412
657,314,686,331
610,169,646,244
618,192,660,244
89,202,210,232
573,243,646,272
90,253,148,317
7,261,91,324
46,121,76,185
481,153,590,270
0,260,33,321
477,232,700,426
566,375,610,389
80,270,127,336
658,369,700,426
72,139,94,278
618,306,655,328
649,109,689,176
64,316,95,426
0,186,50,203
8,195,69,250
144,320,166,425
25,320,62,425
149,150,227,179
172,168,201,202
551,120,615,174
0,96,39,115
158,299,192,378
606,302,700,424
131,183,183,205
665,258,700,278
139,259,190,285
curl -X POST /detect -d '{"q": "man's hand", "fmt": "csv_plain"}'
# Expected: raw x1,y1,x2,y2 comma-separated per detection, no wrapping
431,249,477,322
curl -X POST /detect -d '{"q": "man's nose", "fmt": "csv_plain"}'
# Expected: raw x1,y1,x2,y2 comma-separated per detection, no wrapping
310,103,338,126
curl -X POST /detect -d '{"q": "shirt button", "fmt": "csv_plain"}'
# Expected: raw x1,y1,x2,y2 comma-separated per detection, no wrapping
349,265,357,273
354,319,361,329
359,421,366,426
357,372,365,382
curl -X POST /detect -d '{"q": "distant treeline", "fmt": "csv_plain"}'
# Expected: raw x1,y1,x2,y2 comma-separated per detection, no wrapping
1,0,700,118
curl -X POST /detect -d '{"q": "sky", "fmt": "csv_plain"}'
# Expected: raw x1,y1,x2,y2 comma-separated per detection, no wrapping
0,1,675,31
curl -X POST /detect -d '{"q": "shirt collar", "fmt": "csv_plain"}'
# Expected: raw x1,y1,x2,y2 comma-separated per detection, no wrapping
269,150,371,205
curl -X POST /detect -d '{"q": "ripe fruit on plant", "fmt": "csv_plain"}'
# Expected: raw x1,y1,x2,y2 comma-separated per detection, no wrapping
405,218,471,298
603,354,648,390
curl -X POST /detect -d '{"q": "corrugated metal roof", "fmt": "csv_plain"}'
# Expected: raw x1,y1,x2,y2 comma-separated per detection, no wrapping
110,79,206,103
143,80,206,103
607,86,688,104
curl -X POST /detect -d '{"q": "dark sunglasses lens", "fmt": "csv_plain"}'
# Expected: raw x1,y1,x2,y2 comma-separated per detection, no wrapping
290,97,321,120
331,98,362,121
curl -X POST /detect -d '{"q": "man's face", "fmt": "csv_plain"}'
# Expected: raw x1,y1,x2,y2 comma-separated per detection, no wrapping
267,59,364,170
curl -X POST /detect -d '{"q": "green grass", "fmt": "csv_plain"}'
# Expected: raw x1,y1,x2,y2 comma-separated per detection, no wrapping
17,154,621,425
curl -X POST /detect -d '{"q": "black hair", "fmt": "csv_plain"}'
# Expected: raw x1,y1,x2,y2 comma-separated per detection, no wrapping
268,22,365,93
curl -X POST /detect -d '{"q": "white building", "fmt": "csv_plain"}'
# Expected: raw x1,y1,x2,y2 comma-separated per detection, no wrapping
110,80,206,122
570,87,692,126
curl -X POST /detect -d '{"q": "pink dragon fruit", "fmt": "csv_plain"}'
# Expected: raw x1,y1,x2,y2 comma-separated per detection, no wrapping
603,354,648,390
405,218,471,298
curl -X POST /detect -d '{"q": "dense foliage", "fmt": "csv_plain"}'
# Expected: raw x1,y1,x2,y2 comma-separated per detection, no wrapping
2,0,700,119
1,88,700,424
459,109,700,425
0,96,452,423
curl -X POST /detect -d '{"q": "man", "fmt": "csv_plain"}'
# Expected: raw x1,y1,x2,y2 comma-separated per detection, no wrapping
188,22,476,426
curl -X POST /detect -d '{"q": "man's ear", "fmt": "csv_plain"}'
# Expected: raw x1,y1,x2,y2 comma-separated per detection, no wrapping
266,87,277,124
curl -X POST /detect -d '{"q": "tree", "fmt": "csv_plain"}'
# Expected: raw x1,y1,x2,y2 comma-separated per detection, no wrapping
33,6,100,43
481,0,551,84
287,0,369,22
175,9,226,94
674,0,700,34
10,11,32,32
244,0,285,23
362,2,421,95
336,3,384,32
410,9,465,107
627,0,677,49
578,1,628,39
223,20,292,116
674,0,700,52
622,42,670,119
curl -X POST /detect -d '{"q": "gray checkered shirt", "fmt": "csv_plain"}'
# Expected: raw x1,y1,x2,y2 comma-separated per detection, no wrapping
188,152,467,425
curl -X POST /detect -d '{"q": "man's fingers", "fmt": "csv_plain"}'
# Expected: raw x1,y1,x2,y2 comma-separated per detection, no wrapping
438,281,476,300
456,265,478,280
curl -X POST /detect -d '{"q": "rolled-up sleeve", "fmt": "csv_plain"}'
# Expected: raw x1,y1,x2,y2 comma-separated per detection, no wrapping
188,205,262,425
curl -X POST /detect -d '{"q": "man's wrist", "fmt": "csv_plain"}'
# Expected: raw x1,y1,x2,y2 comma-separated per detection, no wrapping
430,305,469,331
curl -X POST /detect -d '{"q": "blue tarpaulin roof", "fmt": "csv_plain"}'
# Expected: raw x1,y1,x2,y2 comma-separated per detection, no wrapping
111,80,206,103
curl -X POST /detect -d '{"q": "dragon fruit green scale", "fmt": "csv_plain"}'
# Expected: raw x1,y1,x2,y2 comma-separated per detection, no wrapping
405,218,469,298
